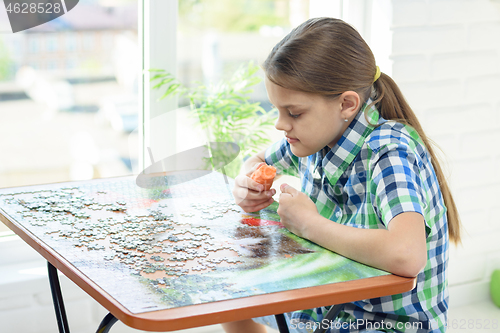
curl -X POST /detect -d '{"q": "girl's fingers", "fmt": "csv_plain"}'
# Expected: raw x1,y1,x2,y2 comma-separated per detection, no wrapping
241,198,275,213
233,186,274,202
235,174,264,193
233,171,276,212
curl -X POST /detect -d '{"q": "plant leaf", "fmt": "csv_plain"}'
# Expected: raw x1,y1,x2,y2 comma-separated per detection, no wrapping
152,77,175,90
158,83,181,100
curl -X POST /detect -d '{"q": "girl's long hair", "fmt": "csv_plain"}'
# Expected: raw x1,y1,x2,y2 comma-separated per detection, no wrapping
263,17,461,244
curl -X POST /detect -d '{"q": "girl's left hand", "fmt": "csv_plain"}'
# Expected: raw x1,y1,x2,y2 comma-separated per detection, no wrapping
277,183,320,239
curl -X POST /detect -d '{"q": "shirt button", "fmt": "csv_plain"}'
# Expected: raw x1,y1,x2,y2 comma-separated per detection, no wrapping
335,211,342,218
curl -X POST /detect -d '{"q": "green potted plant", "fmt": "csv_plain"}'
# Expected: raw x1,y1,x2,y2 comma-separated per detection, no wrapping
149,62,275,178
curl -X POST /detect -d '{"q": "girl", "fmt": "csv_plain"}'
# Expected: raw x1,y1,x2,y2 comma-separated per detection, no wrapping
226,17,460,333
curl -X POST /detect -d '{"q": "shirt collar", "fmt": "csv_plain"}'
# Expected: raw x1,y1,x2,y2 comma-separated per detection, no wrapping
322,100,380,185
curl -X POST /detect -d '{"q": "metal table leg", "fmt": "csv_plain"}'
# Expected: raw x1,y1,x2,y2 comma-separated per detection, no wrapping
48,261,119,333
274,304,344,333
96,313,118,333
48,261,71,333
313,304,344,333
275,314,290,333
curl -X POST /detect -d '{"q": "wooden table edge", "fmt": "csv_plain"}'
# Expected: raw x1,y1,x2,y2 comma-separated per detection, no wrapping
126,274,416,331
1,208,416,332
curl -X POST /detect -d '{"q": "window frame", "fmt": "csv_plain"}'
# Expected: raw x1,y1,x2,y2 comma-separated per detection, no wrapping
138,0,178,173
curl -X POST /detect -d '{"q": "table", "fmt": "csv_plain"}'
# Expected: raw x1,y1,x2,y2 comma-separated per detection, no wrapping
0,171,416,333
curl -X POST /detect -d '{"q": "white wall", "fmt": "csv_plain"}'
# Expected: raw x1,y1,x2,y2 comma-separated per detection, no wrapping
0,235,226,333
390,0,500,308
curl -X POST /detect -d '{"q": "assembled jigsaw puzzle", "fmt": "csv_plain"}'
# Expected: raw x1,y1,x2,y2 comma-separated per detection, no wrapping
0,172,388,314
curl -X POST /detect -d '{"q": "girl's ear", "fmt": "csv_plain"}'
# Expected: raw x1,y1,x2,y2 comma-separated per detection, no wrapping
339,91,361,120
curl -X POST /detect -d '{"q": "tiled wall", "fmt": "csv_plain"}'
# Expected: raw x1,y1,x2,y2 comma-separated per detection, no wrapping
390,0,500,308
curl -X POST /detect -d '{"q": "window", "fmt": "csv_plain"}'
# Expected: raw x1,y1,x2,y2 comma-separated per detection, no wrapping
65,32,77,52
45,34,58,52
28,35,40,54
82,32,94,51
66,57,77,69
46,59,58,70
140,0,294,176
28,61,39,70
101,32,114,50
0,0,139,202
176,0,291,94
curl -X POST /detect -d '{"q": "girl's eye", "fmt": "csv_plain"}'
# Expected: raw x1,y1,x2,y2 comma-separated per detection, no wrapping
289,113,300,118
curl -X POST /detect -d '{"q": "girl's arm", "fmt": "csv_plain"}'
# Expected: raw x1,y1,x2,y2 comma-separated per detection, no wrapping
278,184,427,278
310,211,427,277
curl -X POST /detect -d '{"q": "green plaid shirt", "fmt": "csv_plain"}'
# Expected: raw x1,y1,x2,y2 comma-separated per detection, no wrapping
264,102,449,333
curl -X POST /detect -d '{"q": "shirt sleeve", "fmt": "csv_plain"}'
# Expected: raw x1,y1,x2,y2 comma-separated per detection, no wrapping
370,143,428,231
264,138,299,177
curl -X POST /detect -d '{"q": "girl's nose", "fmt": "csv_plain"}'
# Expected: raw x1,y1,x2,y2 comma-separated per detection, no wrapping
275,114,291,132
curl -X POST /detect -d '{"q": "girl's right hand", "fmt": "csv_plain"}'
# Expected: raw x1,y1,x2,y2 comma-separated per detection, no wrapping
233,162,276,213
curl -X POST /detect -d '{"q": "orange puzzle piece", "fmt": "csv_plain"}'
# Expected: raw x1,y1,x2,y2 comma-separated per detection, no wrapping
250,164,276,191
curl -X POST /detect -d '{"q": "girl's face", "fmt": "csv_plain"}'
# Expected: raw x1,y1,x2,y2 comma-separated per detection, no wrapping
265,78,357,157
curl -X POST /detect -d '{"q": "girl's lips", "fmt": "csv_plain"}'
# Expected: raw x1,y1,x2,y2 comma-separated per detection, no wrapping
286,136,299,144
